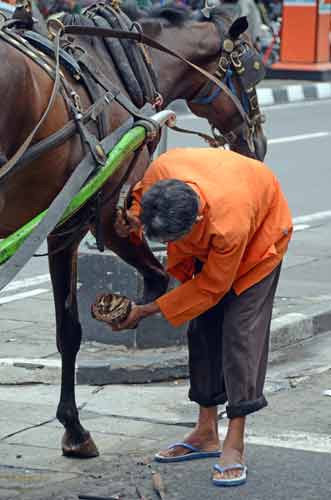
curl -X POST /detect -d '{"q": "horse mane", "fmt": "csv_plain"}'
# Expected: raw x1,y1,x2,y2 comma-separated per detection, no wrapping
131,3,233,31
60,13,97,45
145,5,193,26
121,0,146,21
61,13,96,28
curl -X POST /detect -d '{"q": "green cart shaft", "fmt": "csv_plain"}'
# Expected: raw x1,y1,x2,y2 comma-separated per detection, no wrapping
0,110,176,266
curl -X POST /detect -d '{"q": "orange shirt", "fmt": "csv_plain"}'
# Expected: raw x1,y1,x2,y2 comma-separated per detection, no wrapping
129,148,293,327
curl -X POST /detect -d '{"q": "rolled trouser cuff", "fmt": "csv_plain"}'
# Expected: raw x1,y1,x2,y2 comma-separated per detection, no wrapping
226,395,268,419
188,388,228,408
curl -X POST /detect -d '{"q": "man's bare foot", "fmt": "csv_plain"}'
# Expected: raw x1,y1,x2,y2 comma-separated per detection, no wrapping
157,429,221,459
213,446,245,481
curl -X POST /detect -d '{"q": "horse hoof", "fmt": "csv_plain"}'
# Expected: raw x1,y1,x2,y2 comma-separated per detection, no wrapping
62,431,99,459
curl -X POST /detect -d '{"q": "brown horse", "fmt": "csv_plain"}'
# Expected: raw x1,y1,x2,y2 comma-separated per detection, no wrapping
0,4,266,458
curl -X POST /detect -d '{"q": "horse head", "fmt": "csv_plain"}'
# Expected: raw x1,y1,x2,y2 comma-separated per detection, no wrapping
137,5,267,160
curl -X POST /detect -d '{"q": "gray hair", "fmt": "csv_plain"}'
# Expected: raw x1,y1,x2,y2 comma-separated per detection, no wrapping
141,179,199,242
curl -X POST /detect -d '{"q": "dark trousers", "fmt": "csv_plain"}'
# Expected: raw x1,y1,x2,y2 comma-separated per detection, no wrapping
187,264,282,419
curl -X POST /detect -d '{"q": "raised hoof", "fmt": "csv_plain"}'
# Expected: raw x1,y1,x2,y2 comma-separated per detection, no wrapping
62,431,99,459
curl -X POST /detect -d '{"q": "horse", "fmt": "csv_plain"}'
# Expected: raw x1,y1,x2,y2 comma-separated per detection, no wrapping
0,3,267,458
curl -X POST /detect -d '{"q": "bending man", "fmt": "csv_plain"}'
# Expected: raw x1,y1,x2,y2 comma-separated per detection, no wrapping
113,147,292,487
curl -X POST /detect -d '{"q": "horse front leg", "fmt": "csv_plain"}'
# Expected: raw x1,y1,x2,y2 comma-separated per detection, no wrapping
91,216,169,304
48,231,99,458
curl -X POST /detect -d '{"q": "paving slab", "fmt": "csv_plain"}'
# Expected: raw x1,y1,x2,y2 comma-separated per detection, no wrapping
0,346,329,498
4,446,330,500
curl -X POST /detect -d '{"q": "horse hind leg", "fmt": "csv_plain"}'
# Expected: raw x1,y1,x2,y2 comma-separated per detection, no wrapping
48,228,99,458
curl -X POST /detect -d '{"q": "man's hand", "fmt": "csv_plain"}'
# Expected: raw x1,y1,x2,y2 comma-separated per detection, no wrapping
111,302,161,331
114,209,141,238
111,305,144,330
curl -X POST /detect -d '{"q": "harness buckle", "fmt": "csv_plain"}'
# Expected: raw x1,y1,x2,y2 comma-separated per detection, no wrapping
249,94,259,111
218,55,229,74
47,18,65,41
231,51,245,74
153,93,164,110
71,90,83,113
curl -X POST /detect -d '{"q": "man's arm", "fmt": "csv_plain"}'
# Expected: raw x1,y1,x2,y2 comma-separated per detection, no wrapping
156,231,249,327
113,230,248,331
111,301,161,330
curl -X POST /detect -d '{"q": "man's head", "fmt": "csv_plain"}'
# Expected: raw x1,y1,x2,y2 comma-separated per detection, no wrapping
141,179,200,242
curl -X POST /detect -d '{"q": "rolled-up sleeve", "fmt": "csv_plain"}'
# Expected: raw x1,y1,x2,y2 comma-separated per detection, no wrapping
156,231,248,327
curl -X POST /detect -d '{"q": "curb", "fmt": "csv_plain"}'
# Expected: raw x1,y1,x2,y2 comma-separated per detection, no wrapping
270,303,331,351
76,302,331,384
1,303,331,385
257,82,331,107
170,82,331,115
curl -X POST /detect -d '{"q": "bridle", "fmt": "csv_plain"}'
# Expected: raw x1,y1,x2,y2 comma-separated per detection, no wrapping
185,14,266,151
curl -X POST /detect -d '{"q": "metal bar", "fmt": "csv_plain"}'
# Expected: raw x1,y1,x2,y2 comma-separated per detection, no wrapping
0,110,176,266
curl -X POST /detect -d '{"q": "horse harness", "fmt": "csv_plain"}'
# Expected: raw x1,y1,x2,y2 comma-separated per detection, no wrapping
188,16,266,150
0,3,266,244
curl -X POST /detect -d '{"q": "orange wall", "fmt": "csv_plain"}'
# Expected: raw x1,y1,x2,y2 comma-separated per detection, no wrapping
316,14,330,61
316,0,331,62
281,6,318,63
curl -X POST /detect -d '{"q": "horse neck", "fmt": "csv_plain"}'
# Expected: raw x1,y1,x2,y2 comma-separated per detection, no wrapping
149,21,220,107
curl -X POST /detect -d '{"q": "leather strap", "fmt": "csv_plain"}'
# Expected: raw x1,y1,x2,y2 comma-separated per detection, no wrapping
61,24,250,125
0,90,117,186
170,124,221,147
0,28,63,182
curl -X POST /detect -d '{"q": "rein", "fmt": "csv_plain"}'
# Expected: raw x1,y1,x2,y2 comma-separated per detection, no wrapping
57,22,251,126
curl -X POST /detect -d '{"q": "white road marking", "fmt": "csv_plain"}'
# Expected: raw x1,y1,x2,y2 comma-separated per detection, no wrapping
219,426,331,454
269,131,331,145
0,357,61,368
293,224,310,232
0,288,49,304
2,274,50,293
293,210,331,225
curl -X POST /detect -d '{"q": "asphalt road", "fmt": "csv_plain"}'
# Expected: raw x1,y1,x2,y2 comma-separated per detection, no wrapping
165,99,331,218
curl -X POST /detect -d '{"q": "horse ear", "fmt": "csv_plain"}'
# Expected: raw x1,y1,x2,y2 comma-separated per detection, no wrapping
139,19,162,39
229,16,249,40
201,0,218,19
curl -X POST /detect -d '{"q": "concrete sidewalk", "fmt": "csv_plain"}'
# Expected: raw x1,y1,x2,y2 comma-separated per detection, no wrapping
0,219,330,385
0,343,331,499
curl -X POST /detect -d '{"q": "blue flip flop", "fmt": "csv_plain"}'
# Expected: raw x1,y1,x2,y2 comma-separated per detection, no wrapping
212,463,247,487
154,442,222,463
